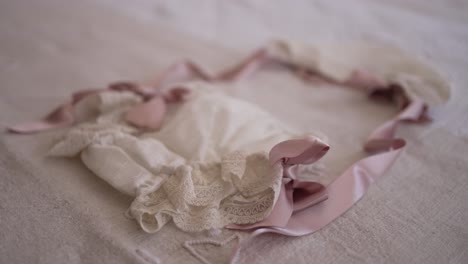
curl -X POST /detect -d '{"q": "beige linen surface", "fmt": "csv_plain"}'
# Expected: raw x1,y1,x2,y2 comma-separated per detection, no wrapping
1,0,467,263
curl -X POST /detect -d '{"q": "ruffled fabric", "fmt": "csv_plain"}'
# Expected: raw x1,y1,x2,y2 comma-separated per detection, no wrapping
131,151,283,232
49,85,323,232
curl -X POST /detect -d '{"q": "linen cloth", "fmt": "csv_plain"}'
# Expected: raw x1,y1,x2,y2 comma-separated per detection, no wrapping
1,1,467,263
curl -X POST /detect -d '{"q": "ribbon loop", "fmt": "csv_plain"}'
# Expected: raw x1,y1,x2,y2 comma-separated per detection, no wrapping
269,137,330,166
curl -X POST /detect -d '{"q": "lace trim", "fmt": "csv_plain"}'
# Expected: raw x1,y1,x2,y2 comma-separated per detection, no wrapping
130,152,284,232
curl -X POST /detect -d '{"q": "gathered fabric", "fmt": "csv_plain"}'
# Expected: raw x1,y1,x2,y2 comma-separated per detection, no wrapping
47,86,323,232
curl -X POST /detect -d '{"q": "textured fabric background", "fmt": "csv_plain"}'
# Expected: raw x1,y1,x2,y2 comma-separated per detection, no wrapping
0,0,467,263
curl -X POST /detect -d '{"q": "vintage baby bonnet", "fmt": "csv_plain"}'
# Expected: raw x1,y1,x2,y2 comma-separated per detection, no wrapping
8,40,450,259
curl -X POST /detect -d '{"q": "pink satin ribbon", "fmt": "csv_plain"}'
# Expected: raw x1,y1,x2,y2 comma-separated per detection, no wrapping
7,83,194,133
7,46,429,263
227,99,422,262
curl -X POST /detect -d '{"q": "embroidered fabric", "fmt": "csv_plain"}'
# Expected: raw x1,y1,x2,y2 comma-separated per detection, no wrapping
49,84,324,232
